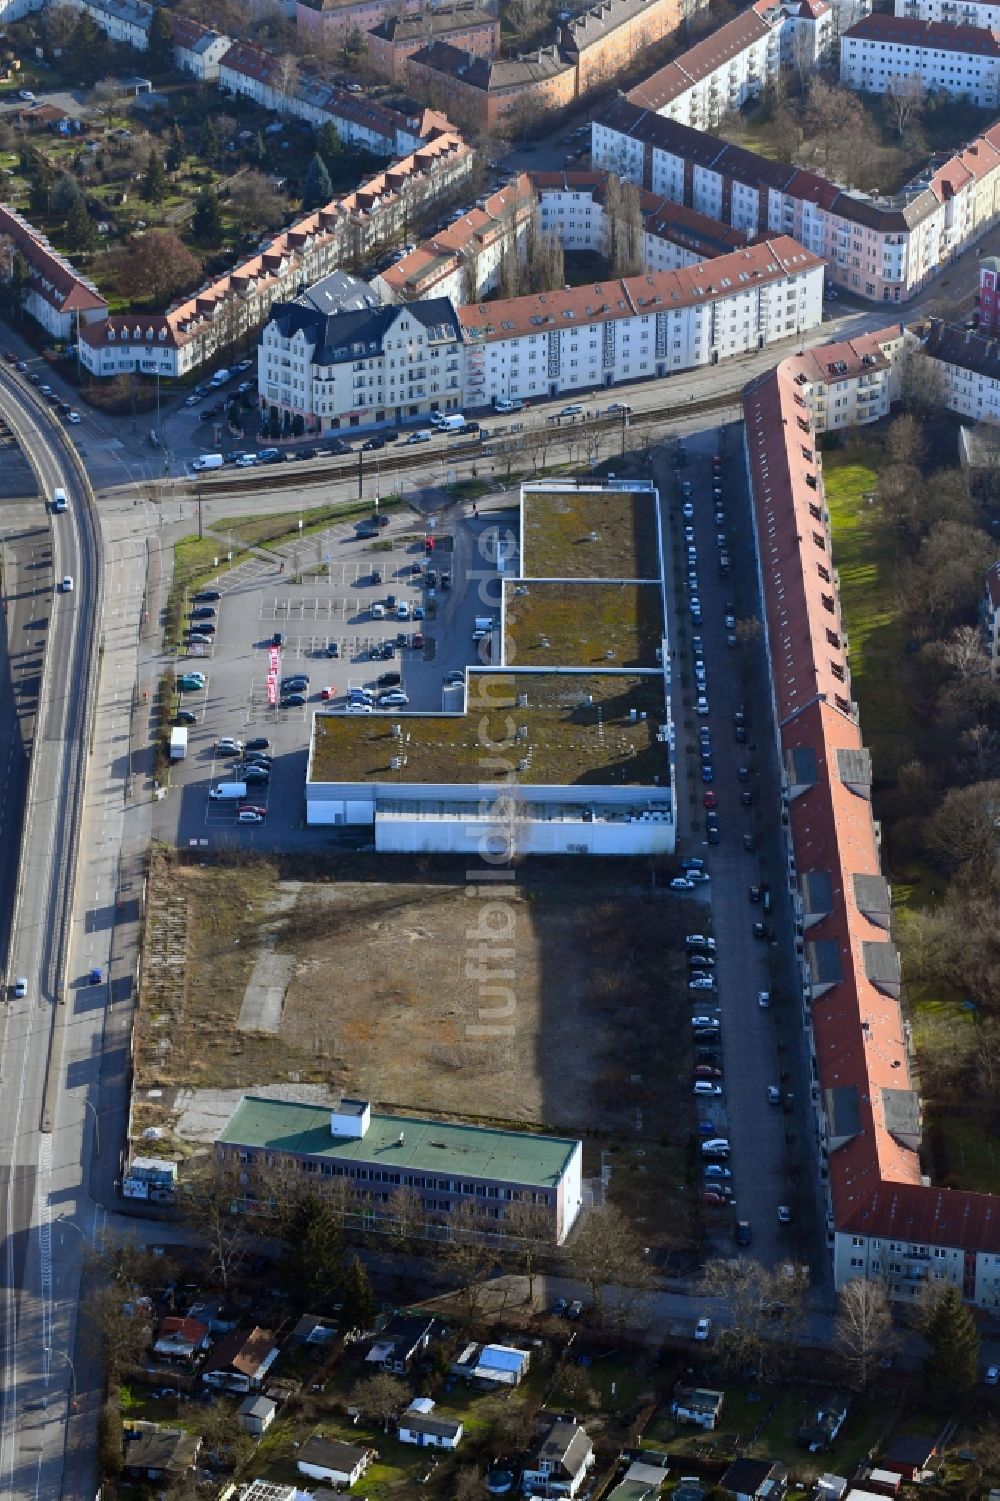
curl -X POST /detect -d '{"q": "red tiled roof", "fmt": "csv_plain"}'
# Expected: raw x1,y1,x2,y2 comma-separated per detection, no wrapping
0,204,107,318
744,350,1000,1263
156,1316,209,1344
627,7,772,111
844,13,1000,55
786,324,904,385
460,237,822,340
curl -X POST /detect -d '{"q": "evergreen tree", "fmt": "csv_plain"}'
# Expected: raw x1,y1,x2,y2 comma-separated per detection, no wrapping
922,1285,979,1406
301,152,332,212
147,4,175,72
71,12,109,86
342,1255,375,1329
198,117,221,165
281,1192,343,1307
249,131,267,166
165,125,184,174
191,189,222,245
64,197,96,252
316,121,343,179
52,173,83,218
142,149,167,204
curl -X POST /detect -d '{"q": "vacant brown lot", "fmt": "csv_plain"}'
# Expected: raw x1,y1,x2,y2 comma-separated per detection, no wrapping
138,852,696,1242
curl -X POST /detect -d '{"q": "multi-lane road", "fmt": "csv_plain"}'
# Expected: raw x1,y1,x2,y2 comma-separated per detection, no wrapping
0,369,103,1501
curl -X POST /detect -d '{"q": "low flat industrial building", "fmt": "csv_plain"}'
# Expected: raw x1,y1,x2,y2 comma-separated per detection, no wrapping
304,481,676,854
216,1095,583,1243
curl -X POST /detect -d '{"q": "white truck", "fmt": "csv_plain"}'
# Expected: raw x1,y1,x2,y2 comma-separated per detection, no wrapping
192,453,224,472
169,727,188,761
209,781,247,800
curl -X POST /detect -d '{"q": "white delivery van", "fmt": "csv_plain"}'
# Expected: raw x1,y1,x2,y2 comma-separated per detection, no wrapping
474,616,494,632
169,727,188,761
494,396,523,412
192,454,224,472
209,781,247,800
52,488,68,513
435,413,466,432
210,368,231,387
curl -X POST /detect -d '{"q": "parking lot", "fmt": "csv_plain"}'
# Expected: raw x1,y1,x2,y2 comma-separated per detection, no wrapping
153,506,511,850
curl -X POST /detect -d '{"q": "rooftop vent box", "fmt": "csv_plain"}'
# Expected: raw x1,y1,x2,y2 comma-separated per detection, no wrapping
331,1098,371,1139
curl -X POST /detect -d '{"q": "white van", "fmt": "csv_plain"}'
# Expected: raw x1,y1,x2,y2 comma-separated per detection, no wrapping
52,489,67,513
192,454,224,472
209,781,247,800
494,396,523,412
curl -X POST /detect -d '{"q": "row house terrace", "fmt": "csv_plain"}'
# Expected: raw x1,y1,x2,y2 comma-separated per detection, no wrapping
77,133,473,377
743,354,1000,1309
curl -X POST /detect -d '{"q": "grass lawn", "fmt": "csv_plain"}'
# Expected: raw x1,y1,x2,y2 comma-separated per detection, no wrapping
822,445,917,776
937,1115,1000,1194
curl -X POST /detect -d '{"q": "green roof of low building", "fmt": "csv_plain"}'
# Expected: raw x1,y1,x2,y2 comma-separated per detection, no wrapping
218,1095,579,1189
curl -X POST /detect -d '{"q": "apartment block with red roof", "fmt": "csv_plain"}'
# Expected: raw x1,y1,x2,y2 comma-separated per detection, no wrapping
0,204,107,341
841,14,1000,107
780,324,908,430
743,350,1000,1309
169,15,232,83
296,0,422,45
625,1,832,134
593,98,1000,302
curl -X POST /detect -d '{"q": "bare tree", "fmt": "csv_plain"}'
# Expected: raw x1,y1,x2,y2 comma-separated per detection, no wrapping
700,1258,808,1379
227,170,284,231
835,1277,894,1388
501,1198,551,1305
89,76,124,128
273,51,300,106
885,411,927,469
563,1204,653,1325
81,1285,152,1383
897,342,947,413
886,74,926,138
440,1199,495,1320
351,1371,410,1429
386,1184,427,1250
177,1156,252,1292
455,1468,488,1501
926,779,1000,876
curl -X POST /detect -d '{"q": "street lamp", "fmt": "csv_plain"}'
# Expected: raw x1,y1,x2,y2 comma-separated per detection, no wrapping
44,1348,78,1409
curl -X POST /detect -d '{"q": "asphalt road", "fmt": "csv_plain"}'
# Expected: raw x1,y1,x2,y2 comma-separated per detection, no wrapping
0,372,103,1501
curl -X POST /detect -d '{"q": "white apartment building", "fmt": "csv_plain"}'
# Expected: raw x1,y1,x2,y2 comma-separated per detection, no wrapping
626,0,834,133
923,317,1000,422
781,324,908,431
841,14,1000,108
894,0,1000,29
170,15,232,82
0,0,44,21
980,560,1000,675
259,274,464,431
534,173,750,273
70,0,153,51
593,97,1000,303
460,239,823,408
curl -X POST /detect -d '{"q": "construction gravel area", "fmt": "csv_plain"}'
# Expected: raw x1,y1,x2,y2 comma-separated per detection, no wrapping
136,852,696,1241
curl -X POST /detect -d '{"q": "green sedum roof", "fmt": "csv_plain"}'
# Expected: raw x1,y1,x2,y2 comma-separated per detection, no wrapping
218,1095,579,1189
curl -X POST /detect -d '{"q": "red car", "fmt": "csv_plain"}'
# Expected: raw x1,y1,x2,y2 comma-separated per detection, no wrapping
412,632,425,649
238,804,267,817
702,1189,730,1206
424,535,435,552
703,790,717,809
320,685,336,700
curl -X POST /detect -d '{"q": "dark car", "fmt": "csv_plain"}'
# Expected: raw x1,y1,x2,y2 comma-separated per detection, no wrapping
749,885,761,904
329,438,351,455
736,1220,752,1246
373,512,390,527
326,641,340,658
377,671,402,687
735,724,748,743
753,921,768,940
174,710,197,725
272,632,284,647
190,606,217,619
743,833,756,852
361,437,385,452
245,737,270,751
440,571,451,589
356,523,378,539
189,622,216,635
282,693,306,707
458,421,480,435
194,589,221,602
